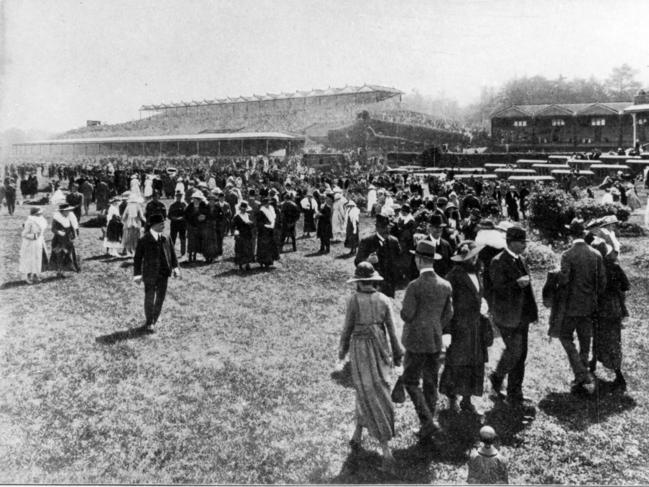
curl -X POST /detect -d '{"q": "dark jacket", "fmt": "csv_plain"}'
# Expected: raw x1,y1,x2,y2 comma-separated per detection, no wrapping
444,266,490,365
543,270,568,338
423,235,453,277
133,232,178,284
355,234,402,286
316,204,333,240
489,249,538,328
559,241,606,317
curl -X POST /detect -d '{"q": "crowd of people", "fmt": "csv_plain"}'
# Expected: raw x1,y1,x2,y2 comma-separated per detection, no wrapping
6,152,641,481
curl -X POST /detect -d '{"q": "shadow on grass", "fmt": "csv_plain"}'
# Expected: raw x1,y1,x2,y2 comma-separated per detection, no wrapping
482,398,536,447
304,251,327,258
538,380,636,431
330,446,401,484
96,326,153,345
335,252,356,260
330,361,354,389
179,260,212,269
84,254,112,261
0,275,65,290
215,266,273,278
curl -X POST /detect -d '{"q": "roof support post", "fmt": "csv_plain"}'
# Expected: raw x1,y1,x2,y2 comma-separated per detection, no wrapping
632,113,637,147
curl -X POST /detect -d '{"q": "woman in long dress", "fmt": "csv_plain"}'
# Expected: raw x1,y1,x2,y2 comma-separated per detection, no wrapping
201,195,220,263
339,262,403,473
343,199,360,256
331,189,347,242
592,241,630,391
232,201,254,271
440,241,492,414
120,194,145,257
300,191,318,237
19,207,49,283
49,204,80,276
104,197,123,256
185,191,206,263
256,197,277,267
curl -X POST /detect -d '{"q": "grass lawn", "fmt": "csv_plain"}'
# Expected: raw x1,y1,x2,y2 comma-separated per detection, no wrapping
1,199,648,483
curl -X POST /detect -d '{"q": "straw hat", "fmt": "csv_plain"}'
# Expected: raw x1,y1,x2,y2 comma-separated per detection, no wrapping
410,240,442,260
347,262,384,283
451,240,482,262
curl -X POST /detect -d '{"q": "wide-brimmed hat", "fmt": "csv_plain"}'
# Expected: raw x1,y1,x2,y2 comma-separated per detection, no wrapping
58,204,76,211
506,226,527,242
410,240,442,260
428,214,447,228
30,207,43,215
346,262,384,283
451,240,482,262
599,215,618,226
191,190,205,200
477,219,496,230
109,196,121,204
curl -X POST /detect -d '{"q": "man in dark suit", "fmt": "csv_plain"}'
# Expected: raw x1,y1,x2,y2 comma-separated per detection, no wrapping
133,213,180,332
489,226,538,408
558,219,606,394
424,214,453,277
400,240,453,440
355,214,401,297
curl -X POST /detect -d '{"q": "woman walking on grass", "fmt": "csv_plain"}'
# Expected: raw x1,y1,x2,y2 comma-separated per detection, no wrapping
232,201,254,271
49,204,80,277
19,207,49,283
338,262,404,474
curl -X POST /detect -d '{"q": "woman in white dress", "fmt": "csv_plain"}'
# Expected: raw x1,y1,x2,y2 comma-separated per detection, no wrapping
143,174,154,198
129,174,144,203
19,207,49,283
331,189,347,242
121,194,146,256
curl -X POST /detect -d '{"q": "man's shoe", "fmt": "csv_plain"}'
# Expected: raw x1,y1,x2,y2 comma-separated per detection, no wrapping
489,374,504,398
414,420,440,440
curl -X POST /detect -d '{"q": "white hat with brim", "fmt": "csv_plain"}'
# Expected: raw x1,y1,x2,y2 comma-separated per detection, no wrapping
451,241,483,262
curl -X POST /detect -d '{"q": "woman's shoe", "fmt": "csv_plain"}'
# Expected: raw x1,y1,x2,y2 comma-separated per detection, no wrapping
349,439,361,453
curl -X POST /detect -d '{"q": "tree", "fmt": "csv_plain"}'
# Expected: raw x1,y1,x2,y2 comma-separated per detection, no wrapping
605,63,642,100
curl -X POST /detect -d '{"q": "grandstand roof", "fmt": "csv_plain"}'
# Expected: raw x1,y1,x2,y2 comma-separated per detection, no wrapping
17,132,302,145
140,84,403,111
491,101,634,118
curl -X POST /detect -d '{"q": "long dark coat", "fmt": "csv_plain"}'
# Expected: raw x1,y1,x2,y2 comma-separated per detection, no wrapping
316,204,333,240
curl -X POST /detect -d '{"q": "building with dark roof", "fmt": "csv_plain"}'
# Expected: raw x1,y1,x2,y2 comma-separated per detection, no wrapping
491,92,649,151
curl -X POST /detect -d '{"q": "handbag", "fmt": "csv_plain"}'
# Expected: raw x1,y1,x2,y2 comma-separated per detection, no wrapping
391,375,406,403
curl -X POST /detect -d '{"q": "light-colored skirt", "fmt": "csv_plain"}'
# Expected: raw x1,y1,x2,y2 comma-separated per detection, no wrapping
122,227,141,253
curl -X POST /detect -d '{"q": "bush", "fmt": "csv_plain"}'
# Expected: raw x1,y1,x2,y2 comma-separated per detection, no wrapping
524,241,559,271
528,189,575,240
528,189,633,241
572,200,631,223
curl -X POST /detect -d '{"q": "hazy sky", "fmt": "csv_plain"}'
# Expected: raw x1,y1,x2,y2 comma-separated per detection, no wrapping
1,0,648,132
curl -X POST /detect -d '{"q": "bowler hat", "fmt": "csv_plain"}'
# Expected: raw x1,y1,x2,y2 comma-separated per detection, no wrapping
375,214,390,227
148,213,165,225
347,262,384,283
428,214,447,228
477,219,495,230
410,240,442,260
566,218,585,236
506,226,527,242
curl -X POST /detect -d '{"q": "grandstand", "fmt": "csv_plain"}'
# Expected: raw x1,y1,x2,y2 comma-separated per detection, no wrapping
55,84,467,152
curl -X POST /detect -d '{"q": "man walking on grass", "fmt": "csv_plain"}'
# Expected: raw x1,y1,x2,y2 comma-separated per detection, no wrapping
558,218,606,394
488,226,538,409
133,213,180,333
400,240,453,441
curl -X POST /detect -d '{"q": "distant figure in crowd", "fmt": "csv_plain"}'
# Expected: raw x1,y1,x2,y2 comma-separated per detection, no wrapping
421,214,452,277
343,199,360,257
400,240,453,441
440,241,492,415
355,215,401,298
316,192,333,254
232,201,254,271
80,178,93,216
339,262,403,474
65,184,83,222
489,226,538,408
145,190,167,221
467,425,508,484
4,178,17,215
168,190,187,257
185,191,206,263
202,194,222,264
133,213,180,333
280,192,300,252
104,197,123,257
367,184,377,215
590,239,630,391
95,179,110,213
19,207,49,283
300,191,318,238
256,197,278,267
331,189,347,242
121,193,146,257
49,204,80,277
558,219,606,394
